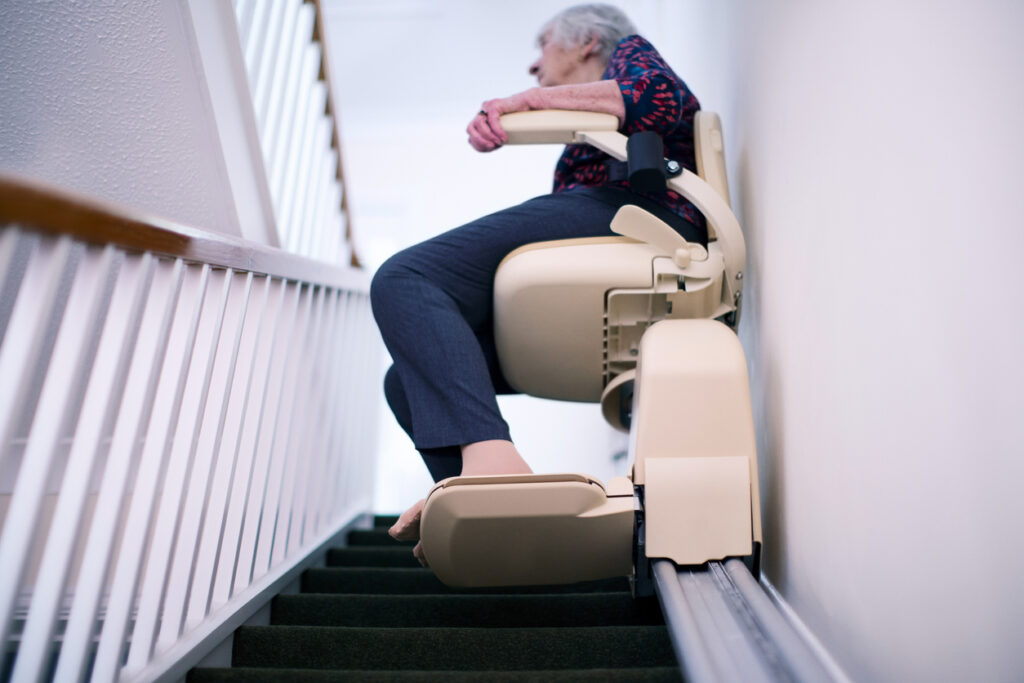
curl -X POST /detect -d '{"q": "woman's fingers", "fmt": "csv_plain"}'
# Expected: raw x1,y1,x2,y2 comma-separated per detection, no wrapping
467,111,502,151
480,103,509,145
467,99,513,151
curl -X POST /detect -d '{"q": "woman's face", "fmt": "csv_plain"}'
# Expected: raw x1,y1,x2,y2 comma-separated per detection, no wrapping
528,31,583,87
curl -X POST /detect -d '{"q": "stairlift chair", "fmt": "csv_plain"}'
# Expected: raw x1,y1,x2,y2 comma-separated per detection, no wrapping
418,110,762,590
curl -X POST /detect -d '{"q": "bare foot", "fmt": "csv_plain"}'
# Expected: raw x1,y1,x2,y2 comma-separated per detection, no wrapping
413,541,428,567
389,498,424,542
460,440,532,476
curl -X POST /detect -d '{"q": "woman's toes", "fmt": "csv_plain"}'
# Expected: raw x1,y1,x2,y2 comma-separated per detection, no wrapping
413,541,429,567
388,498,425,541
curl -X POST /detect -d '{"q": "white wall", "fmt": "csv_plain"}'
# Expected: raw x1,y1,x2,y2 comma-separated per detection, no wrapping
0,1,244,236
689,1,1024,681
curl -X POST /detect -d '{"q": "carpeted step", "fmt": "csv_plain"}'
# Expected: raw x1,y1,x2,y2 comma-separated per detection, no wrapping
326,546,422,567
190,515,680,681
188,666,682,682
302,567,632,595
272,592,664,628
347,528,415,546
231,624,675,671
373,514,399,528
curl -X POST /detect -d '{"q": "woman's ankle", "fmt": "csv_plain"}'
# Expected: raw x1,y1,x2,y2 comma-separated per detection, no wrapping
460,439,532,476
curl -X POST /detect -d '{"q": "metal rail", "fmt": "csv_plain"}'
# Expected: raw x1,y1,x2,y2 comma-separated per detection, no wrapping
653,559,834,682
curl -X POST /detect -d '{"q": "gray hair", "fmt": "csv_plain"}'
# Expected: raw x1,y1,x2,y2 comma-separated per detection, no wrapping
538,4,637,62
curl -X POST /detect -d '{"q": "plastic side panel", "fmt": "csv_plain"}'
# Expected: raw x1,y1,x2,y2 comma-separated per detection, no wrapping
694,111,732,242
493,241,661,402
420,478,634,587
645,456,752,564
630,320,762,544
631,320,756,480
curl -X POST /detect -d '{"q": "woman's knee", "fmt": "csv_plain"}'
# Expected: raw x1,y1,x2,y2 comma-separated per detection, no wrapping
370,252,410,314
383,365,413,436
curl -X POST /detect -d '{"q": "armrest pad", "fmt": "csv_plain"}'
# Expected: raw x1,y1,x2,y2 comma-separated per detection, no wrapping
500,110,619,145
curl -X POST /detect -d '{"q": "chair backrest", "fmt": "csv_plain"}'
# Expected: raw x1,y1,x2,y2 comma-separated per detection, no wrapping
693,111,731,240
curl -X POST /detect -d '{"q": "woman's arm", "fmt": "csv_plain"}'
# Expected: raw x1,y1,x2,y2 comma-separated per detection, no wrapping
468,80,626,152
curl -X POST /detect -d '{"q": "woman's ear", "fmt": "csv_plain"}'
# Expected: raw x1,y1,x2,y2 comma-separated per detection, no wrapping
579,36,599,62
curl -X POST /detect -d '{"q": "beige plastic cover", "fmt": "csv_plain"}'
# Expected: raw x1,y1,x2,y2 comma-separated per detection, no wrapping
419,473,635,587
500,109,619,145
693,111,732,240
494,237,668,401
630,319,763,547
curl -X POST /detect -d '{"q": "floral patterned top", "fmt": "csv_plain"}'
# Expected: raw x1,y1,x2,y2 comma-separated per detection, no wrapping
553,35,704,231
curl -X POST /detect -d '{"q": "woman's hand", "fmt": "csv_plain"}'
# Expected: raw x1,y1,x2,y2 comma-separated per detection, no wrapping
466,82,625,152
467,91,534,152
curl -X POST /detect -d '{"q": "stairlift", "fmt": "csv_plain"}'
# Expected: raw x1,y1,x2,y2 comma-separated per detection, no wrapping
418,110,762,591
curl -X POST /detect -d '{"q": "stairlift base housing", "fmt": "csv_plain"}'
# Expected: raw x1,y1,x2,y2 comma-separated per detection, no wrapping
421,319,761,588
418,111,762,588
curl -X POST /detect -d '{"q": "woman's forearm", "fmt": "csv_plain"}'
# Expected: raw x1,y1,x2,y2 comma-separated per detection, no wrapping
469,79,626,152
521,80,625,125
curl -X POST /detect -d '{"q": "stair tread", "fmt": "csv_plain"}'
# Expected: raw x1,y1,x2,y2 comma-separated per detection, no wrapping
232,624,675,670
327,546,422,567
273,592,664,627
302,567,632,595
189,666,682,682
190,523,679,679
373,515,400,528
347,529,414,546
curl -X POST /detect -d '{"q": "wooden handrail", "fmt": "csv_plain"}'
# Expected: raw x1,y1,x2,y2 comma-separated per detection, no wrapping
0,174,368,292
311,0,360,268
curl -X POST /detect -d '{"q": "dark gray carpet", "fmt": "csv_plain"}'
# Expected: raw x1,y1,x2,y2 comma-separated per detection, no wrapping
188,516,681,681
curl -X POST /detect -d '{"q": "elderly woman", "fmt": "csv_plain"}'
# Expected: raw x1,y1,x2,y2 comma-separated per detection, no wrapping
371,4,705,550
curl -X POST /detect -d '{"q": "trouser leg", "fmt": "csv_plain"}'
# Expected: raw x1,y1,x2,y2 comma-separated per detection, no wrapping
371,187,705,481
384,365,462,481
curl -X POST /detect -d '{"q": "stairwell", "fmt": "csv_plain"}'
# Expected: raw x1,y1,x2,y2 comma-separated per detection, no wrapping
188,515,682,681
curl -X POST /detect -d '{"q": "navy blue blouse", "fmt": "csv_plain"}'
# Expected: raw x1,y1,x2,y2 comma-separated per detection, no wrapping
552,35,704,230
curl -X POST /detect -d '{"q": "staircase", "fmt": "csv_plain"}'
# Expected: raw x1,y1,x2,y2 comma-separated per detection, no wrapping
188,516,681,681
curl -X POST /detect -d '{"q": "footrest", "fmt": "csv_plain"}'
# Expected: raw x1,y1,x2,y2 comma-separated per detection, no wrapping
420,474,635,587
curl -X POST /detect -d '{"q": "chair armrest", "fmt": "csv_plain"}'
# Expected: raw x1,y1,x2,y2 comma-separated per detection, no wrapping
500,110,619,145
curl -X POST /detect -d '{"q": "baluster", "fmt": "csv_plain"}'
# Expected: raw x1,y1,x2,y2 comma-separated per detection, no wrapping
326,292,358,523
303,288,344,541
242,1,271,81
234,280,301,592
297,118,332,259
187,271,260,621
0,242,115,658
88,258,187,681
156,269,235,649
277,46,322,251
282,285,329,556
13,252,155,680
252,2,290,131
122,264,213,671
265,2,314,206
210,275,276,606
182,272,256,630
254,284,314,574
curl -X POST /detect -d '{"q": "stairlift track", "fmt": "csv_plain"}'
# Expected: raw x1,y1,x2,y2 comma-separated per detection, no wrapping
654,560,833,682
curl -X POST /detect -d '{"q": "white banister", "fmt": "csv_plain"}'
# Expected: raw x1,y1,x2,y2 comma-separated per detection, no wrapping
0,182,377,680
232,0,354,265
1,0,370,675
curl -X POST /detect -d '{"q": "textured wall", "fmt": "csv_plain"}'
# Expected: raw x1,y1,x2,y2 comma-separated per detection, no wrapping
0,1,240,235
